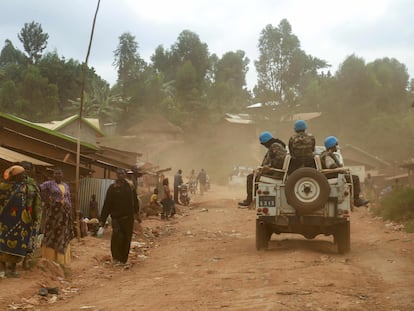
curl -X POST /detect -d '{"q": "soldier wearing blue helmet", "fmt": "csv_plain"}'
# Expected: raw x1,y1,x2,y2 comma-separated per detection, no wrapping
239,131,286,207
288,120,316,173
320,136,369,207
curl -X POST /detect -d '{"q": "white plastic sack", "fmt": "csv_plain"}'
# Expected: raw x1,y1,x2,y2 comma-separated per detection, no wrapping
97,227,104,238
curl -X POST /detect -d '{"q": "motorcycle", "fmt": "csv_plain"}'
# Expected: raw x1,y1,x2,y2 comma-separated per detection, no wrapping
178,183,191,206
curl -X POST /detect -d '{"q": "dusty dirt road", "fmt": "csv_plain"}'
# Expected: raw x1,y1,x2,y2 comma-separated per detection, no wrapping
1,185,414,311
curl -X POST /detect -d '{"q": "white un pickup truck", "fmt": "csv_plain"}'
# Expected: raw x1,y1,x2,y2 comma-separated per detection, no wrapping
254,149,352,254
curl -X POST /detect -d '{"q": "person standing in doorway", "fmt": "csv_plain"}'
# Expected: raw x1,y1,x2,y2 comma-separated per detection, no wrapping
88,194,99,236
100,168,139,265
89,194,99,219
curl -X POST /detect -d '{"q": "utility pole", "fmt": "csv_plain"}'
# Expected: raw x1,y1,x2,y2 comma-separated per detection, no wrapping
75,0,101,240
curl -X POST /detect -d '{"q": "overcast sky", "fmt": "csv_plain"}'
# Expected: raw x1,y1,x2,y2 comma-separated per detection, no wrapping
1,0,413,90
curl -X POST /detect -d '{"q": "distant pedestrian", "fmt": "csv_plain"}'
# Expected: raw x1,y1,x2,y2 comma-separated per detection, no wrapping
100,168,139,265
89,194,99,219
161,178,174,220
188,169,197,194
197,169,207,195
174,169,184,204
88,194,100,236
364,173,377,202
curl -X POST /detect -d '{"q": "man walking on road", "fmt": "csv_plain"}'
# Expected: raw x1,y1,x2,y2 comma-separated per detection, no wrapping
100,168,139,265
197,169,207,195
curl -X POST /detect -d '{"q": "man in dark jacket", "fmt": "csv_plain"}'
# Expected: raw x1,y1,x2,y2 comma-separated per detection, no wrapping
100,168,139,265
238,131,286,207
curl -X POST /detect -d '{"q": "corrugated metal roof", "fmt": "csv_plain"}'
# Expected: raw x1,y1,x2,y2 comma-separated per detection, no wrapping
0,112,99,151
384,173,409,181
224,113,255,124
284,112,322,121
0,146,52,166
34,115,105,137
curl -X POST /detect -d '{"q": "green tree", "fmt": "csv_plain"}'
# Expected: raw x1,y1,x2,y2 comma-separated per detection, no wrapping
39,52,81,111
18,65,59,120
368,57,409,114
0,80,18,111
148,30,211,130
0,39,26,66
18,21,49,64
254,19,327,107
171,30,210,90
66,82,124,126
207,50,251,119
113,32,146,88
151,45,174,81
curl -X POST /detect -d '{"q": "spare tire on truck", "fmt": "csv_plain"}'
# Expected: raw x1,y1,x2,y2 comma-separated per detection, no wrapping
285,167,330,215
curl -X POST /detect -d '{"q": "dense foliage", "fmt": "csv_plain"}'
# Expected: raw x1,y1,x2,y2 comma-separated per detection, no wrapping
373,188,414,232
0,19,413,160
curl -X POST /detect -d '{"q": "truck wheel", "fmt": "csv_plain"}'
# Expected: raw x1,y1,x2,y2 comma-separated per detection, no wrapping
256,220,269,250
334,222,351,254
285,167,330,215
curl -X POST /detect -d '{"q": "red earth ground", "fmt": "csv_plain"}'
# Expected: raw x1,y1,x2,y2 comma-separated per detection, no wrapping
1,185,414,311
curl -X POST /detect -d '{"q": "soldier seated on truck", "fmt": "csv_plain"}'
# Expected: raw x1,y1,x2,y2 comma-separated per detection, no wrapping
239,132,286,207
288,120,316,174
320,136,369,207
260,142,287,178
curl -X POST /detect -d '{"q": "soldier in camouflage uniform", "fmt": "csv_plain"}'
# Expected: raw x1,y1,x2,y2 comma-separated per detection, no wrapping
288,120,316,174
239,132,286,207
321,136,369,207
261,142,287,178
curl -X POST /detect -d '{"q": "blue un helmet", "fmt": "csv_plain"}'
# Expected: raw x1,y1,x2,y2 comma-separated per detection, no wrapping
324,136,338,149
294,120,307,132
259,131,273,144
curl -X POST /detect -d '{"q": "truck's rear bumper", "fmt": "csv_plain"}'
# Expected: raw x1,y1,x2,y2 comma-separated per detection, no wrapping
257,215,349,236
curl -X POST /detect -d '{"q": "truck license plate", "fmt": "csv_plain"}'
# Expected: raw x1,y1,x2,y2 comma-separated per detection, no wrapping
258,196,276,207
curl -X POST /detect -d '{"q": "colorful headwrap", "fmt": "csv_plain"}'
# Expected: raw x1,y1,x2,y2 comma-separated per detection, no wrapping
3,165,25,180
